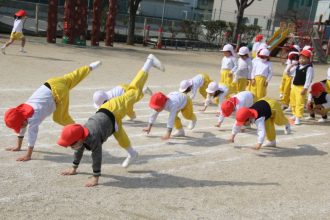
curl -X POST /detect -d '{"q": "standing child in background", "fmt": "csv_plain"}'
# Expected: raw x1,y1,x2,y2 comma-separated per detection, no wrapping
229,98,291,150
251,34,263,58
219,44,237,96
1,10,27,54
279,51,300,110
199,81,228,112
178,73,213,101
232,46,252,93
250,48,273,101
4,61,102,161
143,91,197,139
289,49,314,125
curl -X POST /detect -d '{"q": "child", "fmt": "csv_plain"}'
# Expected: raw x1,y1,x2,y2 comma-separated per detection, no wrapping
1,10,27,54
178,73,213,100
250,48,273,101
288,49,314,125
320,67,330,93
57,55,164,187
306,82,330,122
4,61,102,161
217,91,254,127
232,46,252,93
278,51,299,109
219,44,237,95
92,54,161,120
251,34,263,58
143,91,197,139
199,81,228,112
229,98,291,150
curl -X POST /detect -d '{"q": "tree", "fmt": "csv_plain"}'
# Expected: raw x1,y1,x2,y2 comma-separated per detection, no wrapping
232,0,255,45
181,20,201,40
127,0,142,45
201,20,227,44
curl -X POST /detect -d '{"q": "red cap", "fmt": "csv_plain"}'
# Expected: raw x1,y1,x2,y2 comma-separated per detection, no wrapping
310,82,326,96
300,50,312,58
149,92,168,111
255,34,263,42
57,124,89,147
15,10,27,17
221,97,238,117
4,104,34,133
235,107,258,126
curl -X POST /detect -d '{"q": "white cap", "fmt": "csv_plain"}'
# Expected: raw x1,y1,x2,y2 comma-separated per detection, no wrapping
259,48,270,57
238,46,249,56
93,90,108,109
206,81,219,93
303,45,313,51
221,44,236,56
327,67,330,80
292,44,301,52
258,42,268,51
179,79,193,92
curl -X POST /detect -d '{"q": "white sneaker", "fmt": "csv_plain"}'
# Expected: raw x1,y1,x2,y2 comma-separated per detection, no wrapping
263,140,276,147
1,46,5,55
89,61,102,70
122,151,138,168
142,86,153,96
294,118,301,125
279,94,283,99
305,116,315,120
290,116,296,121
172,129,185,137
284,124,291,135
318,118,327,123
187,119,197,130
20,47,26,53
148,54,165,72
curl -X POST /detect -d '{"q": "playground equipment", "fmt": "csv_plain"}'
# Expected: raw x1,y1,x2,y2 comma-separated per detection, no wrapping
267,22,289,57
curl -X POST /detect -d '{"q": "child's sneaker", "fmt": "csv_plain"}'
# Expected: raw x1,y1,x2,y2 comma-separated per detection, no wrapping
89,61,102,70
1,46,5,55
142,86,153,96
305,116,315,120
122,151,138,168
284,124,291,135
148,54,165,72
172,128,185,137
187,119,197,130
318,118,327,123
19,47,26,53
263,140,276,147
290,115,296,121
294,118,301,125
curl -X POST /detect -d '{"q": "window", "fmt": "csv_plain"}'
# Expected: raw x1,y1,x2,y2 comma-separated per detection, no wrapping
301,0,304,6
254,18,258,25
267,19,272,30
307,0,312,7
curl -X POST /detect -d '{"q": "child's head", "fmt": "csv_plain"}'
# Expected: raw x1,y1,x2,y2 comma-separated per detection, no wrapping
179,80,193,93
14,9,27,19
238,46,250,60
299,50,312,65
258,48,270,62
288,51,299,64
4,104,34,133
206,82,221,96
310,82,326,98
236,107,257,126
255,34,263,42
221,44,234,57
57,124,89,149
149,92,168,112
290,44,301,52
93,90,109,109
221,97,238,117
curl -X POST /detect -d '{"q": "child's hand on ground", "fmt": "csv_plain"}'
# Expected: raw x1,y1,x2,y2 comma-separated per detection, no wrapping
142,127,151,134
161,133,170,140
16,155,31,161
215,122,222,128
61,167,77,176
85,176,99,187
254,143,262,150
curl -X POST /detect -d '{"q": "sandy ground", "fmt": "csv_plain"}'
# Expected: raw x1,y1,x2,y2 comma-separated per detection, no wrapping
0,36,329,220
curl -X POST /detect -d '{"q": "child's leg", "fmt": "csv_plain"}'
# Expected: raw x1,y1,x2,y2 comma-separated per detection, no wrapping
265,118,276,142
199,74,211,99
180,96,197,121
281,75,292,106
237,78,247,92
255,76,266,100
294,86,306,118
289,86,297,116
267,99,289,126
174,113,183,130
278,72,286,96
326,80,330,94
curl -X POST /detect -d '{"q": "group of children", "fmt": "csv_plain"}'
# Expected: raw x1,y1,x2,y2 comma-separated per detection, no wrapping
3,20,329,187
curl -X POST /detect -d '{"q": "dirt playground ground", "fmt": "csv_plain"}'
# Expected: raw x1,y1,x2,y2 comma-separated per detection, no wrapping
0,36,329,220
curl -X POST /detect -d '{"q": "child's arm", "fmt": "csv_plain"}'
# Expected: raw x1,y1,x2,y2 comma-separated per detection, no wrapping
6,127,27,151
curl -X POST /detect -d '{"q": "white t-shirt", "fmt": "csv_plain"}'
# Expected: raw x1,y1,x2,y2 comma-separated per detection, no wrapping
12,19,24,33
190,74,204,99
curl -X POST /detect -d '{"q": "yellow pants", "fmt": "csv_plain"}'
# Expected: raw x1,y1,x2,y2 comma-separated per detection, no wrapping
119,83,136,119
261,98,289,141
220,69,235,96
251,75,267,101
46,66,91,125
290,85,307,118
325,80,330,94
10,32,24,40
252,51,257,59
199,73,212,99
233,78,248,93
174,95,196,129
279,74,292,106
101,70,148,149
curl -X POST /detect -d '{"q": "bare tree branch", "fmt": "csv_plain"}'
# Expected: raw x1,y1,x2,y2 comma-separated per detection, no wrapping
246,0,255,7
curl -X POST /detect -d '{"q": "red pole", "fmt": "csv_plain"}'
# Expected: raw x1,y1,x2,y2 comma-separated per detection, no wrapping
63,0,74,44
76,0,88,45
47,0,58,43
105,0,117,46
91,0,102,46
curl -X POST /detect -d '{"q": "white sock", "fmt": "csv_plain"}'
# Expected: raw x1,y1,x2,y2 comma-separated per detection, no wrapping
142,58,153,72
1,45,6,49
126,147,137,157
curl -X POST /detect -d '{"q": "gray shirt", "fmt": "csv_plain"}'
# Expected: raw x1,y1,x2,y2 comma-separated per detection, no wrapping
72,110,115,176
